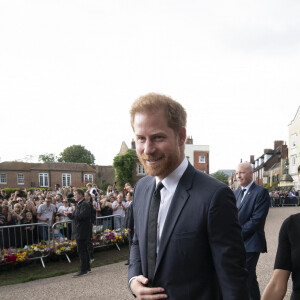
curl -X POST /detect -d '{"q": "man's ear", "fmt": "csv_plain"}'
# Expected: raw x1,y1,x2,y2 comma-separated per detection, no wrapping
178,127,186,146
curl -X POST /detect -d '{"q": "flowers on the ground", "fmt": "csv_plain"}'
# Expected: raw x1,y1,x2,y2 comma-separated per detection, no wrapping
0,228,128,265
53,240,77,255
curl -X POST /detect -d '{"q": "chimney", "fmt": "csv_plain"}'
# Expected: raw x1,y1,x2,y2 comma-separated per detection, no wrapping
186,136,193,144
250,155,255,163
274,140,284,150
131,139,136,149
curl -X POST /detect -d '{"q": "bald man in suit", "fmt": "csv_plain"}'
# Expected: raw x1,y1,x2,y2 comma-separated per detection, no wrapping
235,162,270,300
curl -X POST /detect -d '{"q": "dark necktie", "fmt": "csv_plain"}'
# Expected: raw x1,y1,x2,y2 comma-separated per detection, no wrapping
237,188,246,208
147,182,164,285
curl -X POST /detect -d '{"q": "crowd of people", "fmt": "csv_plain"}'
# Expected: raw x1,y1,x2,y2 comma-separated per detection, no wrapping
0,182,134,250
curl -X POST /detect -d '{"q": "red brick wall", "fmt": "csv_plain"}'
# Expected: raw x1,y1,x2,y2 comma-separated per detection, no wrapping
193,151,209,173
0,170,96,189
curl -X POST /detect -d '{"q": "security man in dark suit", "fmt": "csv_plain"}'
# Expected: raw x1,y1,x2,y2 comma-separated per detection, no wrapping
128,93,249,300
235,162,270,300
67,188,91,277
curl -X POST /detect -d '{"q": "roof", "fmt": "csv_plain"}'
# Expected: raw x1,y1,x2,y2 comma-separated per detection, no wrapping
0,162,96,172
289,105,300,126
268,162,281,170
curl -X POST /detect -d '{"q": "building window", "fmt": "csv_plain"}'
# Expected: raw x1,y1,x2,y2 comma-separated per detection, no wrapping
39,173,49,187
198,155,205,163
291,134,296,148
0,173,7,184
17,173,24,185
62,174,71,188
291,155,296,174
137,163,146,175
84,174,93,184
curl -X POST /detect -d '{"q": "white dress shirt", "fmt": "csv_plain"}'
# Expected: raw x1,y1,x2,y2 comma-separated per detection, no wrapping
240,181,254,203
155,157,188,252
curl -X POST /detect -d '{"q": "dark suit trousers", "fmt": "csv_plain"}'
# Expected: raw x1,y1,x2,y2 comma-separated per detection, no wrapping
77,239,90,272
246,252,260,300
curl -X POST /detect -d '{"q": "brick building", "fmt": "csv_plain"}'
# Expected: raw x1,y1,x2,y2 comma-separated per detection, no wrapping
229,141,288,190
185,136,210,174
0,161,97,189
251,141,288,188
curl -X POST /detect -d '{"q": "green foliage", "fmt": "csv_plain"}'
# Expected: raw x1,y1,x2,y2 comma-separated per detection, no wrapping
211,171,229,185
38,153,57,163
113,150,137,190
3,188,50,198
100,182,112,193
58,145,95,165
2,188,21,197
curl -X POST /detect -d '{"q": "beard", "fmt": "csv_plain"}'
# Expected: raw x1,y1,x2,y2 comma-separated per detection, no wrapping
137,148,181,179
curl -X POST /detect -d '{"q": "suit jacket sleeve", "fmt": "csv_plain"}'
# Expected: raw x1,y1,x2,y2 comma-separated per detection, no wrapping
76,201,91,221
208,186,249,299
241,188,269,240
128,199,142,281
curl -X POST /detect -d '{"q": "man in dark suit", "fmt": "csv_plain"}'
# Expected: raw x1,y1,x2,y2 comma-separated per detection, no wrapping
128,93,249,300
66,189,91,277
234,162,270,300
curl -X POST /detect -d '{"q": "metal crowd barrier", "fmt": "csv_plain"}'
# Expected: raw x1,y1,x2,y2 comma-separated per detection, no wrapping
0,222,51,268
51,214,124,263
272,197,300,207
0,215,125,267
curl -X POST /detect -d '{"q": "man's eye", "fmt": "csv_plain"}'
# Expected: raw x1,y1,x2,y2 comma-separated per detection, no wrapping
154,136,164,141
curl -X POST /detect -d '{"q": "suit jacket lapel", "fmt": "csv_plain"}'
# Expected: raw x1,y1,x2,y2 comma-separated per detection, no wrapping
155,164,195,274
238,182,256,210
140,177,156,274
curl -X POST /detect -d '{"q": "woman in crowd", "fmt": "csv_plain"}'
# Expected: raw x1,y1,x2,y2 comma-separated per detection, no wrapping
22,198,37,221
100,196,113,230
22,211,37,245
10,203,25,247
112,193,126,229
57,198,72,240
1,205,12,248
94,196,102,217
10,203,23,225
16,197,26,210
106,185,113,196
262,166,300,300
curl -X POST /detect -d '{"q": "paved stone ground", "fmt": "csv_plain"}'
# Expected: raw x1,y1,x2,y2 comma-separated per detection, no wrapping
0,206,299,299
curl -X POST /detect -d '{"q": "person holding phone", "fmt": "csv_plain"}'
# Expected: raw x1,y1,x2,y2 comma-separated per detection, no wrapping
37,197,56,241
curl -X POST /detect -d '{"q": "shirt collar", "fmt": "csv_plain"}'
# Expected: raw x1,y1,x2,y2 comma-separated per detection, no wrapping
242,181,254,192
156,157,188,194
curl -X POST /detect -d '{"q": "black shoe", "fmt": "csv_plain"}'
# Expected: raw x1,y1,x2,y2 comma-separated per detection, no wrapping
125,262,129,265
87,269,92,273
72,271,87,278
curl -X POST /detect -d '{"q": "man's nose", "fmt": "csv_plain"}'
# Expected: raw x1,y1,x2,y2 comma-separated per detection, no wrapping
144,140,155,155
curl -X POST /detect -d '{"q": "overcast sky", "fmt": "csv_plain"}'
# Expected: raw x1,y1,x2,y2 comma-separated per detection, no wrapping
1,0,299,173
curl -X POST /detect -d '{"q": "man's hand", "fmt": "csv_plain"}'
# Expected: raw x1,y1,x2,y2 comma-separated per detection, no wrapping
130,275,167,299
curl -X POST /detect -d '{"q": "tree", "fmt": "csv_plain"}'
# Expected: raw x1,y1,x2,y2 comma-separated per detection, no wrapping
211,171,229,185
113,150,137,190
38,153,57,163
58,145,95,165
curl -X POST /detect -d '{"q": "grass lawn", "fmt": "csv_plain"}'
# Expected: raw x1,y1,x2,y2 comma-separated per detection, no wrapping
0,244,129,286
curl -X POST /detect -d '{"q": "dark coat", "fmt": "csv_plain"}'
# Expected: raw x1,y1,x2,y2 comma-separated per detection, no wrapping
234,182,270,253
129,163,249,300
124,201,134,230
69,199,91,240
